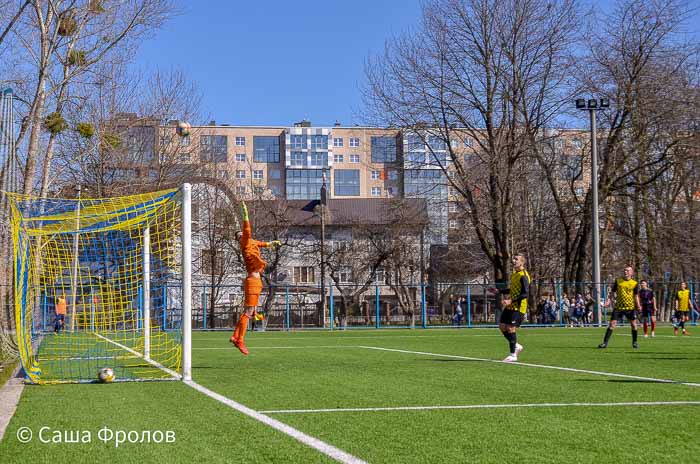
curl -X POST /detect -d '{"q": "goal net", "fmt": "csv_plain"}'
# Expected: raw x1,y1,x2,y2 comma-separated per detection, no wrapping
8,185,192,384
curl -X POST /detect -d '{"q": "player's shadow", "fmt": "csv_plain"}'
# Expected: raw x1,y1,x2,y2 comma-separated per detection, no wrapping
575,378,692,385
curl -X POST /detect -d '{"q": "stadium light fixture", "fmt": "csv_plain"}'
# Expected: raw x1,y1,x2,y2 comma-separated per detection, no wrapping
575,97,608,326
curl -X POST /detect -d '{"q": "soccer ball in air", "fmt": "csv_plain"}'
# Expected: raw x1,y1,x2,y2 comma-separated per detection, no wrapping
176,121,191,137
97,367,115,383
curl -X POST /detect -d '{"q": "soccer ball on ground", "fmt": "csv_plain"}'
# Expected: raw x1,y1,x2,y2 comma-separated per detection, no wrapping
97,367,115,383
176,121,191,137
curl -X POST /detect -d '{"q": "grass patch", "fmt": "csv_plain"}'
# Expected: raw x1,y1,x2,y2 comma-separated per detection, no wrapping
2,327,699,463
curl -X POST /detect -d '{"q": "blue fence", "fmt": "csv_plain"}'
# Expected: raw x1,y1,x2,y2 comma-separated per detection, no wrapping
174,280,699,331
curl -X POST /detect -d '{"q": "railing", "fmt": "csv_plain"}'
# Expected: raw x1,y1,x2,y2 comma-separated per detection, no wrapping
7,280,697,333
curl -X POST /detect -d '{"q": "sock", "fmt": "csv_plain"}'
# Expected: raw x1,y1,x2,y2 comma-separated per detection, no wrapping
680,320,685,331
651,321,656,332
503,331,517,355
643,321,648,335
234,313,250,342
632,329,638,343
603,328,613,344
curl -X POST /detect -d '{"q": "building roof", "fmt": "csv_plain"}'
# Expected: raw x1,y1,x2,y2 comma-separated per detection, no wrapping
251,198,429,228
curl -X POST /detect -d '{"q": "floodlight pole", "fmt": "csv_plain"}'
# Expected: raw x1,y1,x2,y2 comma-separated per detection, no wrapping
182,183,192,381
576,98,608,326
320,173,327,328
143,226,151,361
589,109,602,326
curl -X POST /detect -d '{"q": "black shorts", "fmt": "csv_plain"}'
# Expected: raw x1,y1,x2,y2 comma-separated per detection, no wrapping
500,309,523,327
610,310,637,322
641,307,655,318
675,311,689,320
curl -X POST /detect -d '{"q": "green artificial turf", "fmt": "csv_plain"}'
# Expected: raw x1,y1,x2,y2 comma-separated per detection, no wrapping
1,327,699,463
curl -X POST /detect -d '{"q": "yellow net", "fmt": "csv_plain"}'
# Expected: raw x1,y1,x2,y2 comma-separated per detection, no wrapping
8,188,184,384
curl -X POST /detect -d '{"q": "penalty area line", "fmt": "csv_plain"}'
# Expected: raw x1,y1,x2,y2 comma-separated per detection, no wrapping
184,380,367,464
358,346,700,388
260,401,700,414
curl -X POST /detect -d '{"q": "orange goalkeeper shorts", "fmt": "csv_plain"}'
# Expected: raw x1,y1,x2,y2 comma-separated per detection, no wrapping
244,276,263,307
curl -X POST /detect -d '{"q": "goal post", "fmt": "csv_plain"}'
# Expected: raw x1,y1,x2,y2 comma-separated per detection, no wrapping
8,184,192,384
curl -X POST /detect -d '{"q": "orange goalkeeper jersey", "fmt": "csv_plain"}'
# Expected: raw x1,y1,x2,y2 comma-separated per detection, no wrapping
240,220,269,274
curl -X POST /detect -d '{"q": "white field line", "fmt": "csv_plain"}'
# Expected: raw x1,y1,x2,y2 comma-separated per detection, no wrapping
260,401,700,414
358,346,700,388
93,332,180,379
184,380,367,464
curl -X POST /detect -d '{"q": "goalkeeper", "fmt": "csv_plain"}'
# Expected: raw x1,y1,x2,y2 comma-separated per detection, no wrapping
230,201,281,355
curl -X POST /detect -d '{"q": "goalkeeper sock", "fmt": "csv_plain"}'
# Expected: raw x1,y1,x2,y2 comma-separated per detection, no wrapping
237,313,250,342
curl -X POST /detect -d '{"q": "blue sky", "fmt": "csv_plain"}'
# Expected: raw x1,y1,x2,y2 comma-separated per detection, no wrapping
135,0,423,127
134,0,699,128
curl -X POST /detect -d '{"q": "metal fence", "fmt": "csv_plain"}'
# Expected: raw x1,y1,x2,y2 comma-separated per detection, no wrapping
3,280,697,333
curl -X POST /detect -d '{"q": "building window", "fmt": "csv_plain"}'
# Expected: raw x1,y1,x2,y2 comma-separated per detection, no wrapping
572,138,582,149
575,187,584,196
428,135,446,151
253,136,280,163
293,266,315,283
334,154,344,163
290,151,306,167
235,153,246,162
218,170,228,179
451,139,460,148
290,134,305,150
386,187,395,197
253,170,264,180
236,170,246,179
235,136,246,146
269,169,281,180
310,152,328,167
311,135,328,150
200,135,228,163
236,186,246,195
463,137,473,148
334,169,360,196
371,136,397,162
449,202,458,213
338,267,352,283
449,219,459,229
179,152,191,162
270,185,282,197
349,137,360,147
349,154,360,163
371,170,380,180
333,137,343,147
180,135,190,146
285,169,325,200
388,170,398,180
371,186,381,197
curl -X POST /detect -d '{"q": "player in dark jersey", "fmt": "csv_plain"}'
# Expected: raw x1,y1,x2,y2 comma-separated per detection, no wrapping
638,280,657,338
500,253,531,362
598,265,641,349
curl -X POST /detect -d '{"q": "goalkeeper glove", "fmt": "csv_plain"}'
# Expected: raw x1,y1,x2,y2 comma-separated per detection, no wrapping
270,240,282,248
240,202,249,221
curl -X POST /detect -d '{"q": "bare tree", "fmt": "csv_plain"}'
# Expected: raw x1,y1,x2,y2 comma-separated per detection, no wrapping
364,0,580,307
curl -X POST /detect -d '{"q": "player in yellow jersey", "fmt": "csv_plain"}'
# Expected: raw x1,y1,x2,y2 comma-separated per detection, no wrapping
674,281,691,336
500,253,531,362
598,265,641,349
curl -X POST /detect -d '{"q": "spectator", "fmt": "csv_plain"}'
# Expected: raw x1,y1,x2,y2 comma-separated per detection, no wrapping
453,297,464,326
561,294,571,326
